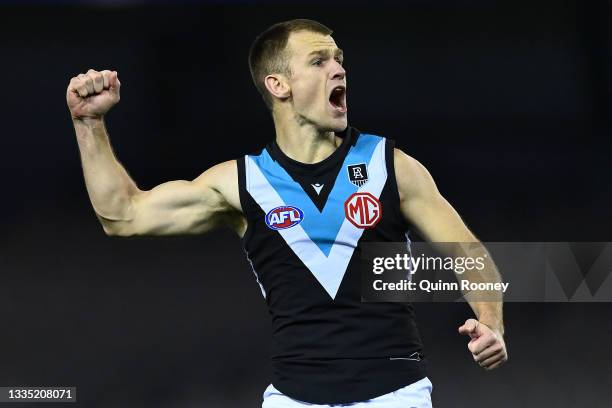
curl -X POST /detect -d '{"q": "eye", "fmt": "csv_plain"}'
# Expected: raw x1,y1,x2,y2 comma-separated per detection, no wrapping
312,58,322,66
335,57,344,65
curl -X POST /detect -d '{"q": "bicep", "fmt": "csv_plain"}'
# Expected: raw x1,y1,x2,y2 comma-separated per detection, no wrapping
395,149,477,243
109,162,236,236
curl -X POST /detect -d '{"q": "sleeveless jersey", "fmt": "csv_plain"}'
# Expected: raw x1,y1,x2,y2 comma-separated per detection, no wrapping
236,126,427,404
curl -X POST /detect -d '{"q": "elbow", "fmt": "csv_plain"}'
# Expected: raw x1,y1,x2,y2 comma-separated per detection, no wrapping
102,223,122,237
101,221,121,237
102,222,115,236
99,218,134,237
95,198,139,237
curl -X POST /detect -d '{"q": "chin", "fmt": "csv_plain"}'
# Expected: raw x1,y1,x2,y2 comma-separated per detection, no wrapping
330,117,348,132
319,113,347,132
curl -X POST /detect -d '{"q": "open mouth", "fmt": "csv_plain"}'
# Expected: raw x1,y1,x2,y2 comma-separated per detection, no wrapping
328,85,347,113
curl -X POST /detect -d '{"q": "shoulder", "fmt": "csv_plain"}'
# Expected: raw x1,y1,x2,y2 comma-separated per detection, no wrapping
193,159,241,212
393,148,439,203
393,148,427,177
193,159,238,187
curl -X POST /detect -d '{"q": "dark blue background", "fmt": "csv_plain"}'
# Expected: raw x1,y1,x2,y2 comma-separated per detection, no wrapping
0,1,610,406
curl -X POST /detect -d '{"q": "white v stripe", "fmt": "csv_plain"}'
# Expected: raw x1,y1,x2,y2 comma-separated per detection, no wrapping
246,139,387,299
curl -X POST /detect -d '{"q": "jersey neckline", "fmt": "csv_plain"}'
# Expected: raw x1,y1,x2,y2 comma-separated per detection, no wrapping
266,126,358,176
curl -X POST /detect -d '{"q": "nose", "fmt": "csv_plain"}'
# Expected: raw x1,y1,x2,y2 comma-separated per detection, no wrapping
330,61,346,81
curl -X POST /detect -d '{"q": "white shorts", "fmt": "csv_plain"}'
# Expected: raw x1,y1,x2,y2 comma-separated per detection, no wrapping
262,377,433,407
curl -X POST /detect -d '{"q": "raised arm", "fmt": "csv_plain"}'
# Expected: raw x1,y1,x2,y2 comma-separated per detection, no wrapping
394,148,508,370
66,69,244,237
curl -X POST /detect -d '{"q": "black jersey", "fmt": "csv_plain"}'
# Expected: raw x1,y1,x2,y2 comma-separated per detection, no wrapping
236,126,427,404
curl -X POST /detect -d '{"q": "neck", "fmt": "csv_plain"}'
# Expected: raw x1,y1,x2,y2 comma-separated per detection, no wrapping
272,110,343,164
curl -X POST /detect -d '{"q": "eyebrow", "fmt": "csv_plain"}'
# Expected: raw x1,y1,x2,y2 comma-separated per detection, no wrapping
307,48,344,60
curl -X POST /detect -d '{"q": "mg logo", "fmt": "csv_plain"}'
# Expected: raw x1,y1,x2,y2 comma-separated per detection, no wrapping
344,192,382,229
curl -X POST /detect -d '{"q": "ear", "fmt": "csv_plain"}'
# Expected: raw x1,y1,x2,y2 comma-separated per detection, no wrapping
264,74,291,101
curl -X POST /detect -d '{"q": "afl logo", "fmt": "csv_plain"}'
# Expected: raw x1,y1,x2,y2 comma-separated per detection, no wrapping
344,192,382,229
265,206,304,230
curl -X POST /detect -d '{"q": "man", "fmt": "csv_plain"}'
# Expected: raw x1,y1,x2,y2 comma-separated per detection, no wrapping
67,19,507,407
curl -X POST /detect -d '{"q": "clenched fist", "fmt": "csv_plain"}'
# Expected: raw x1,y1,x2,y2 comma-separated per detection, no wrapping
67,69,120,120
458,318,508,370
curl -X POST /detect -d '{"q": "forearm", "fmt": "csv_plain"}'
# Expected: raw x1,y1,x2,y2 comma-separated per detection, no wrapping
455,243,505,334
73,117,140,221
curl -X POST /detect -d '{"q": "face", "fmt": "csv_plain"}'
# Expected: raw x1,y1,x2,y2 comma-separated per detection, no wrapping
283,30,347,131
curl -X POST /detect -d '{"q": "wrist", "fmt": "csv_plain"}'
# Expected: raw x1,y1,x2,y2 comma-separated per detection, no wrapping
72,116,108,145
479,319,504,336
72,116,104,127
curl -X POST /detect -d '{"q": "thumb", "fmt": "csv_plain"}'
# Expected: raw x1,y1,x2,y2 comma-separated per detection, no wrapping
109,71,121,92
458,318,480,339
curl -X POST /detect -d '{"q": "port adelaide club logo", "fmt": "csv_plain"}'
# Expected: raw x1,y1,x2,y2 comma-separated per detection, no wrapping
347,163,368,187
265,206,304,230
